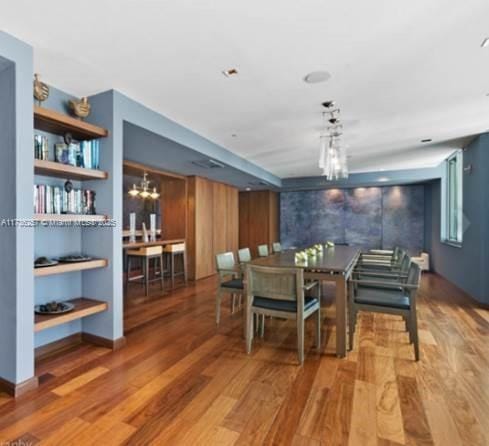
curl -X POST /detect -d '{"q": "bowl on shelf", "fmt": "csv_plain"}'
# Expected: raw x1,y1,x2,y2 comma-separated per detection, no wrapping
34,257,59,268
57,254,93,263
35,301,75,315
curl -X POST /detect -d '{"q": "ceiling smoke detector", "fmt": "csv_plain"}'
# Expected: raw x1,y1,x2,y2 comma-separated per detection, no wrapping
304,71,331,84
222,68,238,77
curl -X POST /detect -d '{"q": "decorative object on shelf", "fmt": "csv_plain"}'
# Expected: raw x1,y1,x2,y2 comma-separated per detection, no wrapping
150,213,156,242
34,135,49,160
58,254,93,263
318,101,349,181
34,257,59,268
69,96,91,120
64,132,73,145
129,212,136,243
128,172,160,199
64,180,73,193
142,222,149,243
33,73,49,106
35,301,75,315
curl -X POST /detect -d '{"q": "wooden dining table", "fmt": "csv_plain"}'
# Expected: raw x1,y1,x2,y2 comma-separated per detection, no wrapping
250,246,360,358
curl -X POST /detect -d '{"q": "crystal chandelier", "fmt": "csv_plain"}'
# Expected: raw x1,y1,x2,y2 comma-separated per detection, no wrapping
318,102,349,180
128,172,160,199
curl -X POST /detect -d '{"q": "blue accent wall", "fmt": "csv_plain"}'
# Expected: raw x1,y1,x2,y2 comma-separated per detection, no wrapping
280,185,425,255
425,134,489,304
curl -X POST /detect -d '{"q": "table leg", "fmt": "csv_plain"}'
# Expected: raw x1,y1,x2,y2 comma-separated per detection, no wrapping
336,275,347,358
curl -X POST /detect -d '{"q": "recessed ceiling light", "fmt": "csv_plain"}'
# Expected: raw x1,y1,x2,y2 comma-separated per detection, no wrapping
481,37,489,48
421,139,432,143
245,187,251,191
304,71,331,84
222,68,238,77
378,177,389,182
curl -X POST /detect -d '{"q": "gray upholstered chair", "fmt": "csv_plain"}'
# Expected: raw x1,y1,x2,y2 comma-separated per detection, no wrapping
257,244,269,257
354,253,411,284
215,252,244,325
272,242,282,253
238,247,252,264
348,262,421,360
357,249,407,271
244,264,321,365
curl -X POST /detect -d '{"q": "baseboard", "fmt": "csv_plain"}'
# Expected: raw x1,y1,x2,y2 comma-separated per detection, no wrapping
0,375,39,398
82,332,127,350
35,333,83,361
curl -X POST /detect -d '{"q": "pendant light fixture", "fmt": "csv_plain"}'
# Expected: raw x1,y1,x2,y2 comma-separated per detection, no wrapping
318,101,349,180
128,172,160,199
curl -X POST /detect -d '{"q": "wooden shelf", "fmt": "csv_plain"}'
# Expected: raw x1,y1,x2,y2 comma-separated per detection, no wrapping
34,298,108,332
34,159,108,181
34,259,108,277
34,214,108,222
34,106,108,140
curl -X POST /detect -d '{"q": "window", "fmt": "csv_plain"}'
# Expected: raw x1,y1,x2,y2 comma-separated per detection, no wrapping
441,150,463,246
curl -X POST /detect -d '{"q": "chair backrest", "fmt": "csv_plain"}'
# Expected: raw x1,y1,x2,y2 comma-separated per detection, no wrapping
406,262,421,289
215,252,236,278
399,254,411,275
238,247,252,263
246,264,303,304
272,242,282,253
257,244,269,257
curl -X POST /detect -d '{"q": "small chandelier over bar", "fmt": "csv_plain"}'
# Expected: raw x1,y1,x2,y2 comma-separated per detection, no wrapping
128,172,160,199
318,101,349,180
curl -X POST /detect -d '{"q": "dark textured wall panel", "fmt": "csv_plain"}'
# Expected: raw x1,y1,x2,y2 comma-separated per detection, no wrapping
344,187,382,249
280,185,424,253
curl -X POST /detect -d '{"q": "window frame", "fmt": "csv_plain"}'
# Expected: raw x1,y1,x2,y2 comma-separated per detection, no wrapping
441,150,463,247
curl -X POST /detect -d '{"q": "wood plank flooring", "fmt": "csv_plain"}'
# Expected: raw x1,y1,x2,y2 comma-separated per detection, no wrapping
1,273,488,445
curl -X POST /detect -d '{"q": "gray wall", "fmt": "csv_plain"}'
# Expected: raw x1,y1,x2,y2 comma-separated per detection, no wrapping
425,134,489,304
281,185,425,255
0,32,34,384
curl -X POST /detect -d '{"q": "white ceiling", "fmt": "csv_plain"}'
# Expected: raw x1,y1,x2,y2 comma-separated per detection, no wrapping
3,0,489,178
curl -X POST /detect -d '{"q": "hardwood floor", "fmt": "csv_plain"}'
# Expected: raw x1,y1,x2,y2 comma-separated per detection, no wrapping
1,273,488,445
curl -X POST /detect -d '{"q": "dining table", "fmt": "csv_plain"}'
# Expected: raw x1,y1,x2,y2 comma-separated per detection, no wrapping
250,245,360,358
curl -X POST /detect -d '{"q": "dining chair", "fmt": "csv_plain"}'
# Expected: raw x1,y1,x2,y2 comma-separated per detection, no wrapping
126,246,164,296
257,244,269,257
357,249,407,271
238,247,252,264
354,253,411,284
244,264,321,365
272,242,282,253
348,262,421,360
215,252,244,325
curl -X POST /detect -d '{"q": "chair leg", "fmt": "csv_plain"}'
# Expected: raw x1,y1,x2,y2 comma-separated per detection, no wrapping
260,314,265,338
231,294,237,314
125,256,131,293
171,253,175,288
159,254,164,290
144,257,149,296
216,288,222,325
410,310,420,361
316,308,321,349
297,317,305,365
246,309,254,354
183,250,188,284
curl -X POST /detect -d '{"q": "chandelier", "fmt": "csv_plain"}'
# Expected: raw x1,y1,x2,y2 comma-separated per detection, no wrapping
128,172,160,199
318,101,349,180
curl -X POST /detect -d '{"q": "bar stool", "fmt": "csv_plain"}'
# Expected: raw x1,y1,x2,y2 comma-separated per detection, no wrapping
126,246,164,296
163,242,188,288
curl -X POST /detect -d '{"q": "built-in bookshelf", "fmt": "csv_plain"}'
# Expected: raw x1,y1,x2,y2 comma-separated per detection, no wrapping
34,106,108,139
34,159,108,181
34,106,110,339
34,259,108,277
34,298,108,332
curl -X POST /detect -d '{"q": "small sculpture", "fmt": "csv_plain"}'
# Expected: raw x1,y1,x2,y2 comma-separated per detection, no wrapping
69,96,91,120
33,73,49,106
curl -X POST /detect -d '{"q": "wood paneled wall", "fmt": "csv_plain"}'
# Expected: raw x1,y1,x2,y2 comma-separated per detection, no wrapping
187,176,239,280
160,177,187,240
239,190,279,257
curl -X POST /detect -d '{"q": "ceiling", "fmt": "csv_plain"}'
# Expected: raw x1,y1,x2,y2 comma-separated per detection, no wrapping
3,0,489,178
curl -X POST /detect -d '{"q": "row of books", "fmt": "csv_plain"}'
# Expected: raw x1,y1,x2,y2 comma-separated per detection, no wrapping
34,135,101,170
34,184,96,215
